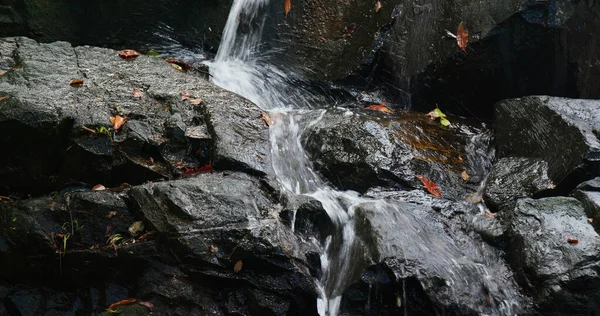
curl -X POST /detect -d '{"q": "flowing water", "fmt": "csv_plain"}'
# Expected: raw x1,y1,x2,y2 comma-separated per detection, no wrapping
207,0,521,315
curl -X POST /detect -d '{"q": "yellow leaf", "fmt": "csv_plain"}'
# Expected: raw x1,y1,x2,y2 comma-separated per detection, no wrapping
461,171,469,181
170,63,183,72
0,96,8,102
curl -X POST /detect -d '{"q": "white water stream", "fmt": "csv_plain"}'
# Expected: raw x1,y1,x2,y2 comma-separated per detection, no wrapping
207,0,520,315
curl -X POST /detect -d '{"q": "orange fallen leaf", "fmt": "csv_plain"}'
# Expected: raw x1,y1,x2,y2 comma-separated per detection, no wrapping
461,171,470,181
132,88,144,98
260,111,272,126
0,96,8,102
110,115,126,130
118,49,140,59
108,298,137,311
92,184,106,191
365,101,393,114
375,1,382,12
69,79,84,87
234,260,243,273
285,0,292,17
567,237,579,244
457,22,468,53
415,175,442,197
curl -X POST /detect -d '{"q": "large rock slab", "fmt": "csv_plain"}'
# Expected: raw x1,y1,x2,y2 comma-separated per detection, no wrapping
0,37,272,197
495,96,600,186
303,108,493,200
506,197,600,314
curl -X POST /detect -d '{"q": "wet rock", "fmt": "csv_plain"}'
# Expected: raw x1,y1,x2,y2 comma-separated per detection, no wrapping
304,109,493,200
280,195,333,244
0,37,272,197
484,157,555,212
495,96,600,187
572,177,600,233
0,0,233,52
506,197,600,314
351,200,526,315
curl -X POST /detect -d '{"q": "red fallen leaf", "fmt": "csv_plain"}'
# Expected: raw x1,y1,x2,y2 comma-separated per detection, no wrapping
365,102,393,114
132,88,144,98
182,164,213,177
118,214,124,219
416,175,443,197
138,230,156,241
118,49,140,59
285,0,292,17
567,237,579,244
69,79,84,87
164,58,191,71
110,115,127,130
138,301,154,311
108,298,137,311
457,22,469,53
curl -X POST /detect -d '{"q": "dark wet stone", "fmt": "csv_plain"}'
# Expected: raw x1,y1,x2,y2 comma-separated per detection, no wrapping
0,37,273,197
280,195,333,244
495,96,600,187
352,200,525,315
304,109,492,200
484,157,555,212
573,177,600,233
506,197,600,314
0,0,233,52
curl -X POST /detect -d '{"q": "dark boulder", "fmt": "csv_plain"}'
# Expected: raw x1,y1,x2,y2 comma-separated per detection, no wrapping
0,0,233,52
494,96,600,188
349,200,526,315
484,157,555,212
0,36,272,197
303,108,493,200
573,177,600,233
506,197,600,314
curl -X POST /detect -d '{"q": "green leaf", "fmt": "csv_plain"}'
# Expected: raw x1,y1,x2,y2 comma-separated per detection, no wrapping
440,117,451,126
430,108,446,119
146,50,160,57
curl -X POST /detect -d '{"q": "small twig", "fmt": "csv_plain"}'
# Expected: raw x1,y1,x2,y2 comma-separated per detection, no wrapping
80,126,97,134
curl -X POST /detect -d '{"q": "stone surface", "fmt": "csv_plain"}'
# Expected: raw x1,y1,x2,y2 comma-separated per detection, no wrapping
0,37,272,197
573,177,600,233
506,197,600,314
495,96,600,186
303,108,493,200
484,157,555,212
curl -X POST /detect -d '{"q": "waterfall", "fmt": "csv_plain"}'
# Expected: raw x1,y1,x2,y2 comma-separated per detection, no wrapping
208,0,521,315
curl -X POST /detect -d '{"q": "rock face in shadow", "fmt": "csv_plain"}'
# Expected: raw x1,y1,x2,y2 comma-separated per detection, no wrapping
505,197,600,314
0,37,273,197
0,0,233,51
303,108,492,200
494,96,600,187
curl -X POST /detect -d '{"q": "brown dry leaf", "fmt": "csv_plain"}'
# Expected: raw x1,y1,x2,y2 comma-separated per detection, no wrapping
0,195,12,201
118,49,140,59
110,115,127,130
138,301,154,311
261,111,272,126
375,1,382,12
457,22,469,53
0,71,5,76
188,98,203,105
107,211,118,219
132,88,144,98
0,96,8,102
92,184,106,191
285,0,292,17
589,218,594,223
233,260,243,273
180,92,191,101
461,171,469,181
108,298,137,312
365,101,393,114
209,244,219,253
69,79,84,87
485,210,496,218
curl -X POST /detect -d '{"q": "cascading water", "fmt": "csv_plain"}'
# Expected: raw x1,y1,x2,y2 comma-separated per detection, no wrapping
208,0,521,315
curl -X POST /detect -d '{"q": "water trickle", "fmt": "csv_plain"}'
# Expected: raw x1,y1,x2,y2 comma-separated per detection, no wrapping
208,0,521,315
